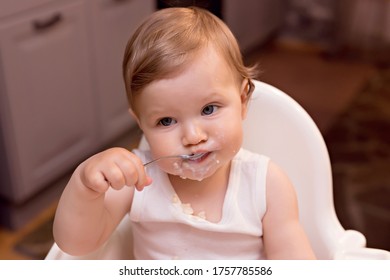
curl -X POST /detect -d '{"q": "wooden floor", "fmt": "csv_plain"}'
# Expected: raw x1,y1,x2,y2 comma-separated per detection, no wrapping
0,41,378,259
0,201,58,260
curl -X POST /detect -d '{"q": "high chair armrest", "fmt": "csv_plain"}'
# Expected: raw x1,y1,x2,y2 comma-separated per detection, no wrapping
332,230,390,260
334,248,390,260
338,229,367,249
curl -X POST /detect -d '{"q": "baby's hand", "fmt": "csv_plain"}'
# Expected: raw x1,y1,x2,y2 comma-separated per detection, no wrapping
78,148,151,194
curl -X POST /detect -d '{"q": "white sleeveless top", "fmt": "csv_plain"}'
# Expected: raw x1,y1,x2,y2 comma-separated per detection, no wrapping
130,148,269,259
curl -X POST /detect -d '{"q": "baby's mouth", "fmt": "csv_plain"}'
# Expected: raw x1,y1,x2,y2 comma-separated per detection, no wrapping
186,152,210,163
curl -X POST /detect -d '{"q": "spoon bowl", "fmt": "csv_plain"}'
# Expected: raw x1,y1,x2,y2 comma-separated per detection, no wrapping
143,153,206,167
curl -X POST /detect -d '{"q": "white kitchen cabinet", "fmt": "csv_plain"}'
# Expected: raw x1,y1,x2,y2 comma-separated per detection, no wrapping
0,0,97,203
0,0,54,19
88,0,154,143
0,0,155,228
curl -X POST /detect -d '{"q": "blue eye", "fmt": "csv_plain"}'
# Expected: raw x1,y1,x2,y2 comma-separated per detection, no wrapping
158,117,176,126
202,105,218,116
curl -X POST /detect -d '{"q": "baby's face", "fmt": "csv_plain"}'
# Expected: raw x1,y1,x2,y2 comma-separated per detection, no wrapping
133,45,248,181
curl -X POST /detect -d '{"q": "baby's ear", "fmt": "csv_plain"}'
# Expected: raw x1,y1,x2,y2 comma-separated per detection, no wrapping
240,79,251,118
240,79,252,104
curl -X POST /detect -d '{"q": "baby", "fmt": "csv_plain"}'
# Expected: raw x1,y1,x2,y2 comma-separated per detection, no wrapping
53,7,316,260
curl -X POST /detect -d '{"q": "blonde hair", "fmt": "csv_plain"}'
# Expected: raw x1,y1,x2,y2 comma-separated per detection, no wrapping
122,7,257,110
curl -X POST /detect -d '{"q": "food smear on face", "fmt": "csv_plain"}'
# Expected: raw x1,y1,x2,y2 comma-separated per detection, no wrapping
171,153,220,181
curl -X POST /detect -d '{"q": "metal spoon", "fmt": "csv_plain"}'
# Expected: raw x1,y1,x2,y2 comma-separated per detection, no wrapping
143,153,206,167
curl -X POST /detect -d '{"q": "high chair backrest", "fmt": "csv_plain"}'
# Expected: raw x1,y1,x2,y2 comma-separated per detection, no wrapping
241,81,389,259
45,80,390,260
242,80,339,258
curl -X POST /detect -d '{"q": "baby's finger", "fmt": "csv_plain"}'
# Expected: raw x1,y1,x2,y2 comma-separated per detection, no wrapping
123,154,151,191
102,164,126,190
80,166,111,194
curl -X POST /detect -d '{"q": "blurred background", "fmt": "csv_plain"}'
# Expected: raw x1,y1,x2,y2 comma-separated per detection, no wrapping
0,0,389,259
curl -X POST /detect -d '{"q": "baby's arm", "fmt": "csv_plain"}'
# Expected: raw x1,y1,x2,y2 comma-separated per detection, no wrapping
53,147,151,256
262,161,316,260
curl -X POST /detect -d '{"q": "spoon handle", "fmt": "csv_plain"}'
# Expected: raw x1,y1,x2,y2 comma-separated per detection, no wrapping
143,155,182,167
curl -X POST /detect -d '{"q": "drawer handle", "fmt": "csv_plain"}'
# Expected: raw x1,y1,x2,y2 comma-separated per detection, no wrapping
33,13,62,31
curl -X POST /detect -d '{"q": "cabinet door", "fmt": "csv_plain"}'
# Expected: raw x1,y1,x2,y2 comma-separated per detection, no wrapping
0,0,54,18
0,1,97,202
88,0,155,144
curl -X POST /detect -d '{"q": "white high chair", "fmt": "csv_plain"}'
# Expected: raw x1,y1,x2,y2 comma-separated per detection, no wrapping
46,80,390,260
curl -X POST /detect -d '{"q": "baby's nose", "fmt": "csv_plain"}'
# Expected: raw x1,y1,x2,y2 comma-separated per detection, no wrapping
182,121,208,146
